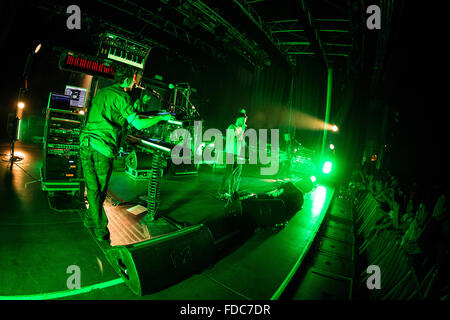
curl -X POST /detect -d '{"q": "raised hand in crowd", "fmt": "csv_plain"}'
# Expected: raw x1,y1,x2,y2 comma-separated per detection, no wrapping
432,194,447,220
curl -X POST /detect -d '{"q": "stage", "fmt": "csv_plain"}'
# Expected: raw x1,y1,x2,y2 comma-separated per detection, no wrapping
0,141,335,299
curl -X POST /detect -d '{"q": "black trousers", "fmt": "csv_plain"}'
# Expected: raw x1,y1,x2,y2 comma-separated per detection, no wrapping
80,144,114,237
220,154,243,195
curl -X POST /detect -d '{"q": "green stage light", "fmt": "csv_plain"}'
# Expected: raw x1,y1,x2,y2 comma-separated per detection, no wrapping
310,175,316,183
17,119,21,140
322,161,332,174
329,144,335,150
312,186,327,216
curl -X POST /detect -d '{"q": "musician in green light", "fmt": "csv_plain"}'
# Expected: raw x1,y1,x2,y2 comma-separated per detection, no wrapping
80,66,173,243
218,109,248,200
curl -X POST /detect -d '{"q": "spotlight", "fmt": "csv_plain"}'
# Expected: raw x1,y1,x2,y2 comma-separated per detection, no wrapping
13,151,25,160
18,102,25,109
332,125,338,132
322,161,333,174
34,43,42,54
329,144,335,150
310,175,317,183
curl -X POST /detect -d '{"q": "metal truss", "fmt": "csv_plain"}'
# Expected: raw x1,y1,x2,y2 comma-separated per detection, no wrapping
33,0,270,68
97,0,226,62
32,1,168,52
181,0,270,67
33,0,356,68
232,0,288,65
240,0,354,66
140,0,271,67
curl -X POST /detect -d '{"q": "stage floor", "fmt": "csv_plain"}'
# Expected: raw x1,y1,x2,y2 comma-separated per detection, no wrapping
104,168,289,246
0,142,334,299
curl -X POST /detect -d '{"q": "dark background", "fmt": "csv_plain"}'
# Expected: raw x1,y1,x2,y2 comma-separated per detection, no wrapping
0,0,447,185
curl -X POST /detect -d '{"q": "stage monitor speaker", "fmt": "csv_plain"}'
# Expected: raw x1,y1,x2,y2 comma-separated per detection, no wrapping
241,198,288,228
106,224,214,295
240,181,304,227
276,181,304,218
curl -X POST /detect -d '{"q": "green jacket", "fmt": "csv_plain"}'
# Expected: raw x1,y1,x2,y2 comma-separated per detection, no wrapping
80,84,137,158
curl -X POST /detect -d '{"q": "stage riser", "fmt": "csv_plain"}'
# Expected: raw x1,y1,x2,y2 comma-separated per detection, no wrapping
104,182,304,296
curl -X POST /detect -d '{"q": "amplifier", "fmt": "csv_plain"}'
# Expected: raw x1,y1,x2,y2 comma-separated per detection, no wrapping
44,155,80,180
42,104,84,191
45,171,80,180
49,116,82,125
47,149,79,156
47,143,79,150
47,133,79,142
49,128,81,136
46,156,79,167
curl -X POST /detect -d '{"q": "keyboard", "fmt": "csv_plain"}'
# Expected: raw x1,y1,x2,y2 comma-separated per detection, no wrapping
99,32,151,69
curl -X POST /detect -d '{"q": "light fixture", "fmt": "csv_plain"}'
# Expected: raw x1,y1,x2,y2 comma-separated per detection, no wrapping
322,161,333,174
18,102,25,109
34,43,42,54
329,144,335,150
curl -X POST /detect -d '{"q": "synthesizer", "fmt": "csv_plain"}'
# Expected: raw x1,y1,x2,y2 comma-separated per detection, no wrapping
98,32,151,69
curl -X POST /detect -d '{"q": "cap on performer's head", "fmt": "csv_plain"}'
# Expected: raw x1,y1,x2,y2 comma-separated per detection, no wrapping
237,108,247,119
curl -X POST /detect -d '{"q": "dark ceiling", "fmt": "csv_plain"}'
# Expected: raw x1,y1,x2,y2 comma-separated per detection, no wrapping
30,0,393,73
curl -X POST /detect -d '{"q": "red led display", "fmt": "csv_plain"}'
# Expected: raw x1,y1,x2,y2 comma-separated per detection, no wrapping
61,54,115,79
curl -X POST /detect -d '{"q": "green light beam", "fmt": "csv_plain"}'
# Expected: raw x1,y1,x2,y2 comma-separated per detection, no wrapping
0,278,124,300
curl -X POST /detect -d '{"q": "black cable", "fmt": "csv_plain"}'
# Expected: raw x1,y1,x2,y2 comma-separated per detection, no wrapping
2,152,83,213
12,162,37,180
